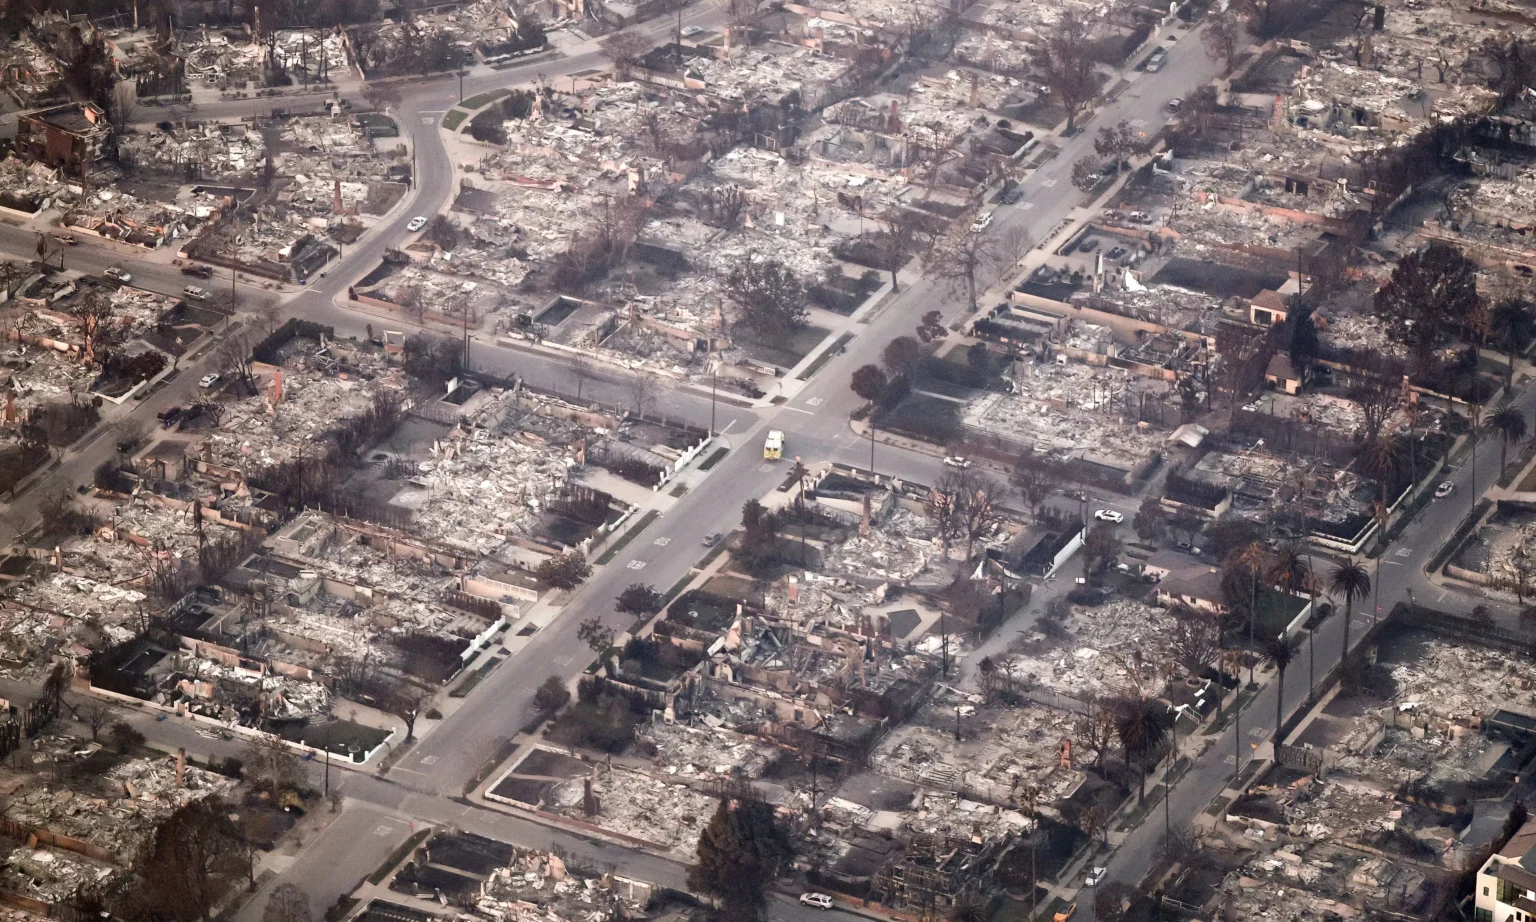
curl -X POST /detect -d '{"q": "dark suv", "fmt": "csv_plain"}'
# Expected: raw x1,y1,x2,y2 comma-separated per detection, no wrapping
180,264,214,278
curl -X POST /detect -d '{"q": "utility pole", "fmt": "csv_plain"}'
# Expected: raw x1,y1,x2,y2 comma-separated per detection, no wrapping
868,420,876,478
458,67,465,101
709,362,717,437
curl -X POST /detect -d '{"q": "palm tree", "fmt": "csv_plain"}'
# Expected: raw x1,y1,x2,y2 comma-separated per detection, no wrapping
1361,434,1401,508
1328,559,1371,667
1267,543,1310,599
1114,696,1169,802
1017,784,1041,916
1489,405,1529,474
949,896,988,922
1262,634,1301,743
1493,298,1533,391
1231,541,1267,673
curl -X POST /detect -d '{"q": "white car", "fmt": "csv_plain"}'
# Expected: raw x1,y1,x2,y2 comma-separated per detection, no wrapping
199,373,220,389
799,893,834,910
183,286,208,300
103,267,131,284
1085,866,1108,887
1435,481,1454,499
1094,509,1124,523
407,216,428,232
943,456,972,468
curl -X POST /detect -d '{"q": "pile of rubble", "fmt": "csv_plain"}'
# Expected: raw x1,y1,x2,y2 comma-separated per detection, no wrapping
820,509,937,584
1384,638,1534,720
1002,600,1176,697
547,767,718,859
637,721,778,779
963,362,1164,470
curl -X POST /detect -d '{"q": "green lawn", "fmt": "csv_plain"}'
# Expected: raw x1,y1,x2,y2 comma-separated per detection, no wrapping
460,89,511,109
442,108,467,130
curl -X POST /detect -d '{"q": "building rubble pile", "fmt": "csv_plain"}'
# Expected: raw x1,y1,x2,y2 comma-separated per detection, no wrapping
1317,310,1405,358
687,41,853,103
118,121,266,180
1383,638,1534,720
275,116,400,219
547,767,717,860
0,345,97,417
638,720,778,779
199,356,405,470
820,509,936,585
1003,600,1176,697
399,429,574,558
1079,284,1219,329
170,657,330,721
871,702,1083,807
1241,391,1372,437
964,362,1163,469
763,577,886,633
476,847,641,922
3,748,234,865
368,264,508,322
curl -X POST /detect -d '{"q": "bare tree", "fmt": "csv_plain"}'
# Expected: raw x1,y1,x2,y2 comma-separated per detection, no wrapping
77,699,115,742
626,373,657,419
263,883,312,922
1031,11,1099,133
929,213,1025,313
1168,605,1221,676
601,32,652,79
1203,10,1246,74
243,734,303,800
254,302,284,336
72,290,114,363
568,357,597,403
217,333,258,394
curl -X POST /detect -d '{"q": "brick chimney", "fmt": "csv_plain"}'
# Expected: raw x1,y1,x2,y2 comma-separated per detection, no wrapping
175,747,186,786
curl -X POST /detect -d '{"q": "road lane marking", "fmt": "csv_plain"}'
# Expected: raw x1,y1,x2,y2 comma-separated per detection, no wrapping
759,464,773,472
1041,179,1058,187
784,407,814,415
626,560,646,570
419,755,438,766
1395,547,1412,557
374,825,395,836
806,397,824,407
653,537,671,546
720,420,737,434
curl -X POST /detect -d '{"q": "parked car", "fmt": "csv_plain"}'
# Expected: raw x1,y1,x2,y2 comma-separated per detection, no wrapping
1166,96,1184,112
158,406,184,427
103,267,131,284
1435,481,1454,498
943,456,972,468
1094,509,1124,523
183,286,208,300
799,894,834,910
1106,246,1127,261
702,532,723,547
180,264,214,278
1145,47,1168,71
199,373,220,389
681,24,703,36
53,233,78,245
407,215,428,232
1054,902,1078,922
1085,867,1108,887
1078,239,1099,253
